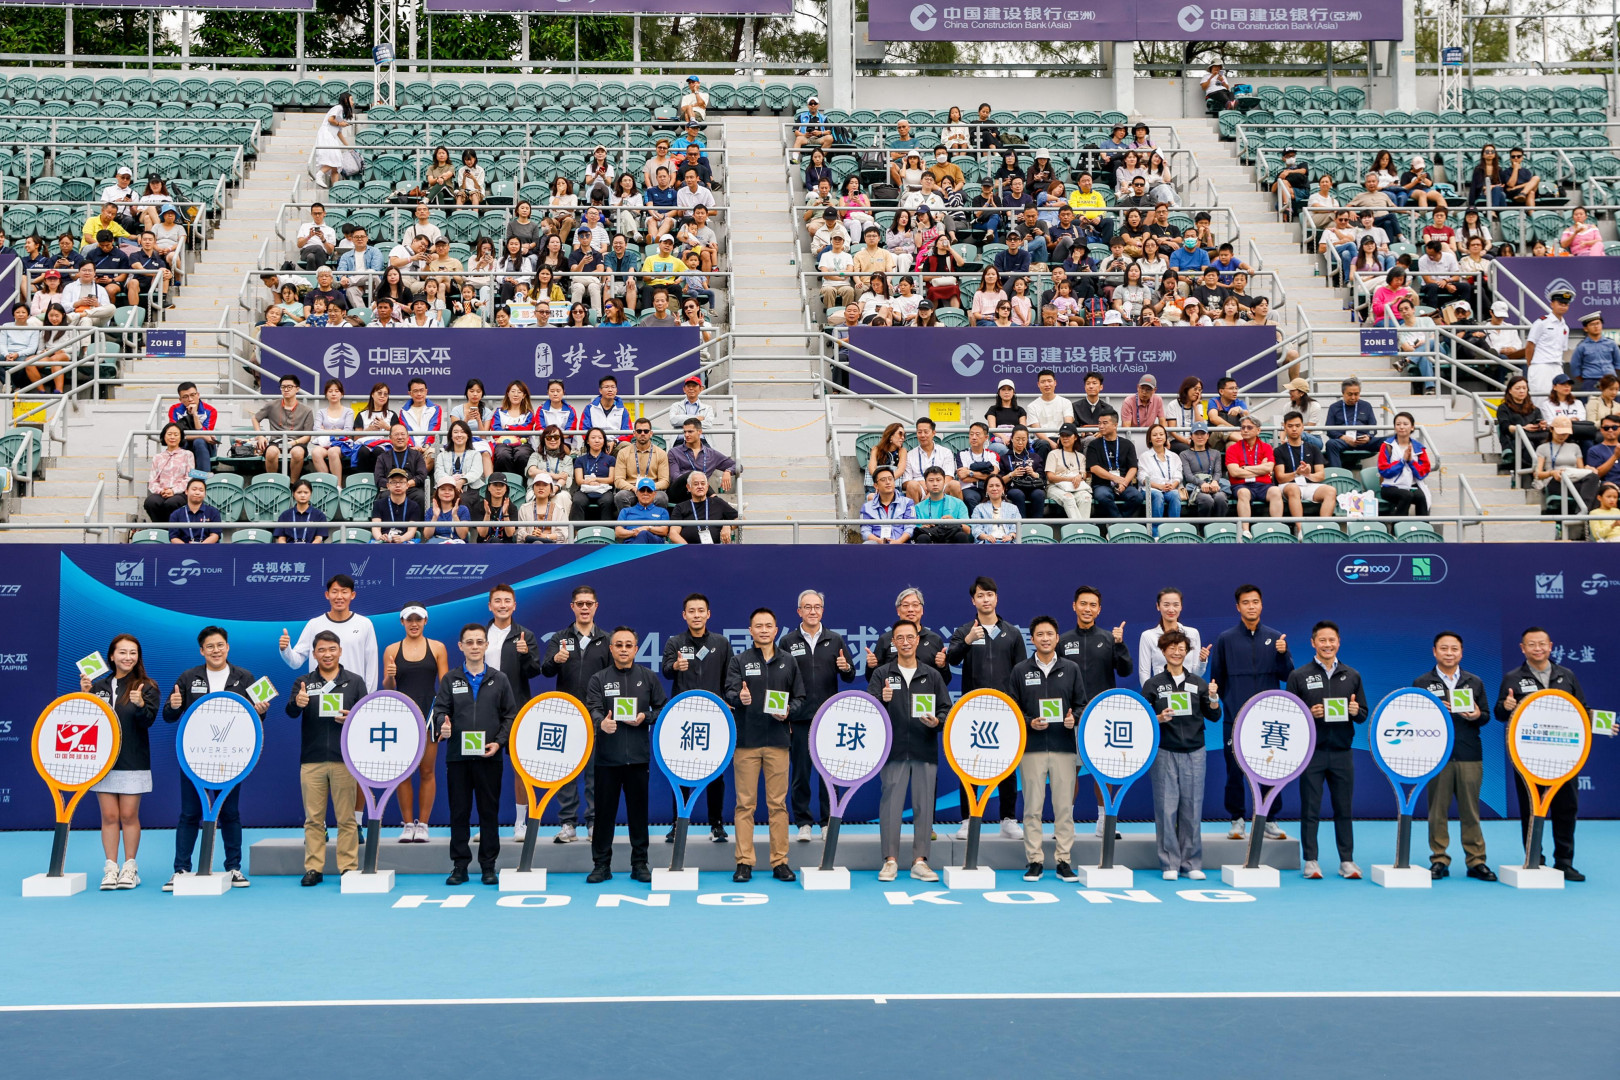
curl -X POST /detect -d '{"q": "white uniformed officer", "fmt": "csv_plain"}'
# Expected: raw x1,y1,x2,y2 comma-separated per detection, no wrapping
1524,288,1572,398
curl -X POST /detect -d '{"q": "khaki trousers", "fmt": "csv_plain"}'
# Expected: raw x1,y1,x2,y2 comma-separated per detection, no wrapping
301,761,360,873
733,746,790,868
1427,760,1486,867
1020,751,1078,864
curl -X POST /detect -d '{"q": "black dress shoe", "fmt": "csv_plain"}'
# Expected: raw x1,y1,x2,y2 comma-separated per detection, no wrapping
1430,862,1449,879
664,829,676,843
481,869,498,886
710,824,729,843
630,864,652,883
445,867,469,885
586,865,611,884
732,863,752,882
771,864,797,882
1556,864,1586,882
1466,864,1498,882
299,870,324,887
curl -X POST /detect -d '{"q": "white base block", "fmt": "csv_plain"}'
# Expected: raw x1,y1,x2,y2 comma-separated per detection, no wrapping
22,872,85,897
1370,865,1432,889
797,867,850,890
172,871,234,896
1076,865,1134,888
1498,864,1565,889
340,869,395,894
497,868,548,892
1221,864,1280,888
650,867,700,891
942,866,997,890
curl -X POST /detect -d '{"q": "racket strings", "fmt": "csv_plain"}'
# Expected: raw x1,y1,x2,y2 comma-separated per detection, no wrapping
39,698,115,785
659,700,729,783
953,697,1019,782
1241,696,1308,780
348,698,421,783
815,701,887,783
1086,701,1152,775
515,698,588,784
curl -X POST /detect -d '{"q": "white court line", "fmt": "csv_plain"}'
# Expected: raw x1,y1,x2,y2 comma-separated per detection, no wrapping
2,990,1618,1013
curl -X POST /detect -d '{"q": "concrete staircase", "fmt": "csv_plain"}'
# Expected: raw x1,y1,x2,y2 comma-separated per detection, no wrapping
719,117,840,541
1165,117,1553,541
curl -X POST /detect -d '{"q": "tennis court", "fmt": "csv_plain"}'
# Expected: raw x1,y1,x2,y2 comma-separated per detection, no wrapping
4,821,1616,1077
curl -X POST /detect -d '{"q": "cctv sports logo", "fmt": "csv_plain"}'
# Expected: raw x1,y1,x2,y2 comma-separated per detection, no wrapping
910,3,938,31
323,342,362,379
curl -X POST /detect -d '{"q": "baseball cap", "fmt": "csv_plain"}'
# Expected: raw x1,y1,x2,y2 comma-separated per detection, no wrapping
42,269,59,280
997,378,1016,390
1411,155,1425,168
1191,421,1210,434
1491,300,1511,317
1285,377,1311,393
683,375,703,386
387,467,410,480
486,474,508,487
1058,422,1078,437
1138,374,1157,389
400,604,428,621
1450,299,1472,313
1581,311,1604,325
807,95,819,104
117,166,132,177
686,75,700,83
531,473,554,488
1553,373,1573,385
635,476,657,491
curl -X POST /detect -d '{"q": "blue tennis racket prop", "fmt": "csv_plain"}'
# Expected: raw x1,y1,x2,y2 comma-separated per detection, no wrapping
1368,688,1453,873
652,690,736,873
341,691,426,877
174,692,263,881
1078,688,1160,872
808,691,892,872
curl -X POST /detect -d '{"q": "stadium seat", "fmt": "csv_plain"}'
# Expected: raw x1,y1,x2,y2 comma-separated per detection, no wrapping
1106,522,1153,543
1017,523,1054,543
1059,522,1103,543
1246,521,1297,543
1155,522,1202,543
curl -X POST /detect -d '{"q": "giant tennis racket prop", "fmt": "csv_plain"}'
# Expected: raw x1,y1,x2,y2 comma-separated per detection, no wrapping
944,689,1026,872
809,691,892,872
30,693,120,882
509,692,594,876
1078,689,1160,872
174,692,264,879
652,690,736,873
341,690,426,876
1507,689,1591,871
1231,690,1316,870
1368,688,1453,871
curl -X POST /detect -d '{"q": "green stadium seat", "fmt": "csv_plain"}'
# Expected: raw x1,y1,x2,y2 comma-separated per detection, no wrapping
1059,522,1103,543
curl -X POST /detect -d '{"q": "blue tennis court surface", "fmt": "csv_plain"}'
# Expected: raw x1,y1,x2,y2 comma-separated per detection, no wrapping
4,821,1617,1076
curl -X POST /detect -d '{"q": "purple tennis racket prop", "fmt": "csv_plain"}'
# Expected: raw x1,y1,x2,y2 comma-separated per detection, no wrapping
1231,690,1317,869
340,691,426,875
808,691,892,871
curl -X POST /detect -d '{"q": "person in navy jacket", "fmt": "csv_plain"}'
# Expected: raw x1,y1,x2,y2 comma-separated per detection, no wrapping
1205,583,1294,840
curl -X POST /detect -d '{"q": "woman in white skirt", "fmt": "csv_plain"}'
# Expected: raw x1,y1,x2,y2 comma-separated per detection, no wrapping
313,92,358,189
83,634,159,890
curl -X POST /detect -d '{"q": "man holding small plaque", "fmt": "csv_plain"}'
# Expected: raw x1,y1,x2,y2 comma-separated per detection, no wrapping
1414,632,1495,881
723,608,806,883
1285,621,1368,881
1495,626,1588,880
586,626,667,884
1142,630,1222,882
870,620,951,882
431,624,518,886
285,632,369,887
1008,616,1083,883
660,592,734,843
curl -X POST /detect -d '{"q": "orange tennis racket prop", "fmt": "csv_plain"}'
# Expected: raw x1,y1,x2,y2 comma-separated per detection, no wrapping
943,689,1026,883
505,692,595,890
25,693,120,896
1503,689,1591,887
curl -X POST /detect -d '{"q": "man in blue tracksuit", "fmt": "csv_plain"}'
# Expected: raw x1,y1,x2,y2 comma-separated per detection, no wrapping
1205,583,1294,841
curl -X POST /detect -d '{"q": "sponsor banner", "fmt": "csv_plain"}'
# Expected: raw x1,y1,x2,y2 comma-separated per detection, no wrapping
868,0,1402,41
0,0,315,8
1497,256,1620,330
846,326,1278,396
258,327,705,396
425,0,789,11
0,545,1617,828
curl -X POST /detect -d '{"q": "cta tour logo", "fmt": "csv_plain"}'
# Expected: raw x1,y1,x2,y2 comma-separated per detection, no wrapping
1336,554,1445,584
1580,573,1618,597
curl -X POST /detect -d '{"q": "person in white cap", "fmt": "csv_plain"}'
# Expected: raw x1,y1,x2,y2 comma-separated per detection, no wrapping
1200,63,1235,111
1478,300,1528,363
1525,289,1573,398
101,167,139,231
793,96,833,154
679,76,708,122
1400,155,1447,210
383,604,448,842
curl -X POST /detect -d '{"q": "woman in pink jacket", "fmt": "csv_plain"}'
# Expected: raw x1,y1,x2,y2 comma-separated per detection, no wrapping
1560,206,1604,256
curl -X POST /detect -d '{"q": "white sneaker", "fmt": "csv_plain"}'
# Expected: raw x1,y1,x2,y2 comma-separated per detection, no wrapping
117,859,139,889
513,819,528,842
1185,869,1207,881
416,821,430,842
953,821,971,840
1093,819,1121,839
1339,861,1362,879
796,825,811,843
1227,819,1246,840
910,860,940,882
230,869,251,888
1302,860,1323,879
398,825,415,842
878,858,898,882
100,860,119,890
999,818,1024,840
1264,821,1288,840
554,823,575,844
162,873,176,892
1162,870,1178,881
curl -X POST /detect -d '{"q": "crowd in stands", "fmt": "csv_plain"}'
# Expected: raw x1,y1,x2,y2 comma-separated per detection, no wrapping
141,372,741,545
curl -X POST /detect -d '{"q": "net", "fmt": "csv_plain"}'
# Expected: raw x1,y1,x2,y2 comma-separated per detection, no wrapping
36,696,116,786
950,693,1020,783
1374,692,1449,780
813,696,888,783
514,695,589,784
658,695,730,783
1516,695,1586,783
1240,693,1311,781
1082,696,1153,781
346,695,423,784
180,696,257,785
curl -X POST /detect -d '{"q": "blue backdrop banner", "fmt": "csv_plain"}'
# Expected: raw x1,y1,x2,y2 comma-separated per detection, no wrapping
1497,256,1620,330
258,327,705,395
0,545,1614,831
845,326,1279,397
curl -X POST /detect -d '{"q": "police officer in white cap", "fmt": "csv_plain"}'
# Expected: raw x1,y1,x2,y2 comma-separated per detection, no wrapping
1524,289,1572,398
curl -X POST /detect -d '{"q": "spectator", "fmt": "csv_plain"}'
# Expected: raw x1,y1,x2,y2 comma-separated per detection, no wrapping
1541,374,1585,427
860,464,914,544
1590,374,1620,425
274,477,330,543
971,474,1020,542
1002,426,1045,518
818,233,856,309
1558,205,1603,257
20,303,71,394
1086,411,1143,518
1138,422,1182,530
679,75,709,122
1400,156,1447,210
1274,410,1338,523
1501,146,1540,207
1369,266,1416,325
167,381,217,474
370,468,423,543
1305,174,1339,228
615,477,671,543
613,418,669,510
144,422,195,523
1324,376,1378,468
1204,376,1247,439
488,380,535,475
1393,296,1439,395
912,465,972,543
80,203,131,252
1416,239,1471,312
1347,173,1400,243
1570,312,1620,388
1588,420,1620,490
297,202,337,269
168,477,221,543
1377,411,1433,517
351,381,397,473
513,475,568,543
335,227,386,310
851,227,898,295
1200,62,1235,111
367,296,403,328
61,261,114,327
668,417,737,503
954,422,1002,511
1178,422,1230,519
397,377,443,468
676,206,718,275
434,419,488,501
1121,374,1165,434
372,422,429,508
1271,149,1309,216
1168,230,1211,274
640,288,679,327
1040,424,1091,519
253,373,314,479
970,266,1007,326
639,235,687,298
527,424,576,495
419,479,471,543
571,426,618,520
900,417,960,502
669,469,737,544
916,235,963,308
1226,415,1282,526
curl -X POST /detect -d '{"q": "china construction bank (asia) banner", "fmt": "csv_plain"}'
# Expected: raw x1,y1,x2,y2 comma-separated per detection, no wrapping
424,0,790,11
258,326,705,396
868,0,1403,42
847,326,1278,397
1496,257,1620,331
0,545,1614,829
